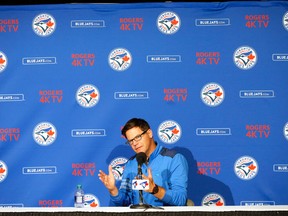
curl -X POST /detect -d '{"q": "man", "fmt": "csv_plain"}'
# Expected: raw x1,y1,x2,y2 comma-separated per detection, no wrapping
98,118,188,206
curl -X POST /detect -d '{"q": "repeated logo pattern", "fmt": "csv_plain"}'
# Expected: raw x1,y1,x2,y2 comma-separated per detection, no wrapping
0,3,287,207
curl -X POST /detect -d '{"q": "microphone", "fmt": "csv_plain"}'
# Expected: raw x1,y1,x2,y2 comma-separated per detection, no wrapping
136,152,146,165
130,152,151,209
136,152,146,178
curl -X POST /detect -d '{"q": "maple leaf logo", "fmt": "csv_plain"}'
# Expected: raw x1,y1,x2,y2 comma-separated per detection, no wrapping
215,90,222,97
122,56,130,62
46,21,54,27
248,53,255,60
0,57,5,64
216,200,224,206
248,164,256,170
172,128,179,134
171,19,178,25
90,202,98,207
47,130,54,136
0,167,6,173
90,92,97,98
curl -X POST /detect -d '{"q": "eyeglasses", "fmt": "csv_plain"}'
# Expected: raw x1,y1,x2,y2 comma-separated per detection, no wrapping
125,129,148,145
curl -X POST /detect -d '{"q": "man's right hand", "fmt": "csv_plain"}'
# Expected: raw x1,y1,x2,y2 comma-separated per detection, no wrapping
98,165,118,196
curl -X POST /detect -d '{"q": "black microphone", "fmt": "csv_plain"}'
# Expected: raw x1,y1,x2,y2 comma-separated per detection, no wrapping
136,152,146,165
136,152,146,178
130,152,151,209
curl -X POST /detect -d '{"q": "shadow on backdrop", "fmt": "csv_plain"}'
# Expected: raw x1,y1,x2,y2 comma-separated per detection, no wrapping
173,146,235,206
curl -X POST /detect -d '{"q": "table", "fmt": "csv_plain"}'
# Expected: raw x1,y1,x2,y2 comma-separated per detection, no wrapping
1,206,288,216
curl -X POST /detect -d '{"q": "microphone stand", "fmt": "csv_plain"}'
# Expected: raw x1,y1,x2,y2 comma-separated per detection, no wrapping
130,164,152,209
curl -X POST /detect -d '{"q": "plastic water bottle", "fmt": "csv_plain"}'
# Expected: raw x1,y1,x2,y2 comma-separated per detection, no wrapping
74,184,85,208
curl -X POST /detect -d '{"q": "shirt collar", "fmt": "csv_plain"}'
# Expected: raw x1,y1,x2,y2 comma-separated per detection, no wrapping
147,142,162,163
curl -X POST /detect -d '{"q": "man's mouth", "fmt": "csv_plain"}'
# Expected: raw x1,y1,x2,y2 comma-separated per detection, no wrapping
135,146,142,151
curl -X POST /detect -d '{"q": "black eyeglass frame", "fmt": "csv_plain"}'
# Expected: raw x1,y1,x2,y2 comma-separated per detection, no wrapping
125,129,149,145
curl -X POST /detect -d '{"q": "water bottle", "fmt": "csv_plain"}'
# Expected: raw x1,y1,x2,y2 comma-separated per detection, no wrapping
74,184,85,208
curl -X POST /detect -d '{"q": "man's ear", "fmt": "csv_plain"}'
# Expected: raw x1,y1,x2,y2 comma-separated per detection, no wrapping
147,129,153,138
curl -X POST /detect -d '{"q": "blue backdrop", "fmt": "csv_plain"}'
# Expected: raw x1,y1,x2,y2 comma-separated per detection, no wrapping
0,1,288,208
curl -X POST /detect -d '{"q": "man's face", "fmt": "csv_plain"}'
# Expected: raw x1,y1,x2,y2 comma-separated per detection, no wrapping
125,127,152,154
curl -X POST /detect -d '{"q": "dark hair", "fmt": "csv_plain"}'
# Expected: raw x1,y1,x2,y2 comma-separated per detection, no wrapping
121,118,150,138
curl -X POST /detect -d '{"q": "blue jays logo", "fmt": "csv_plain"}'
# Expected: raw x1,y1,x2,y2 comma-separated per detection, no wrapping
202,193,225,206
140,181,149,189
109,48,132,71
201,83,224,107
33,13,56,37
234,156,258,180
284,122,288,141
0,160,8,183
283,11,288,31
132,180,149,189
157,11,180,34
76,84,100,108
234,46,257,70
33,122,57,146
132,181,138,188
0,51,8,73
110,157,127,180
158,120,181,144
84,194,100,208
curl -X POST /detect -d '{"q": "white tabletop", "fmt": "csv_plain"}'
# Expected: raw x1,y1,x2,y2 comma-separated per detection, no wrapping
1,205,288,213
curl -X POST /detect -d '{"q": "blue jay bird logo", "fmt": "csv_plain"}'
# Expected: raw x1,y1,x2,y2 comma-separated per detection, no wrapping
109,48,132,71
234,156,258,180
110,157,128,180
235,51,254,66
203,87,222,103
236,161,256,177
234,46,257,70
132,180,138,188
157,11,181,34
158,120,181,144
159,16,177,31
112,164,125,177
159,125,179,140
78,89,97,104
33,122,57,146
34,18,53,33
139,181,149,189
76,84,100,108
201,83,224,107
202,194,225,206
35,127,54,142
33,14,56,37
110,52,129,68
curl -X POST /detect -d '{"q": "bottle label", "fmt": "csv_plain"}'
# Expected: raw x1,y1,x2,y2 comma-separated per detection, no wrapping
75,196,83,203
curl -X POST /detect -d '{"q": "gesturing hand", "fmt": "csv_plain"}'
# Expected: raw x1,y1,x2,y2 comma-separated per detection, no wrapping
142,168,164,199
142,167,155,194
98,165,118,196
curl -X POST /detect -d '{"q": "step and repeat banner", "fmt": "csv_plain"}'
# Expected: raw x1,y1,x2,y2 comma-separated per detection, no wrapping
0,1,288,208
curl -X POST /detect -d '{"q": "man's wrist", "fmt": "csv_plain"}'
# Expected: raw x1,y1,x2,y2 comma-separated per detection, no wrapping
109,187,118,196
150,184,159,195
